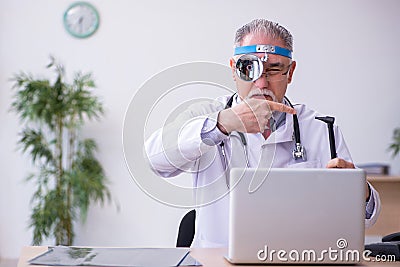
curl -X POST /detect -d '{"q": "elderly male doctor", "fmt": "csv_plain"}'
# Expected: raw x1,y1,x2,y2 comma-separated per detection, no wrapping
145,19,380,248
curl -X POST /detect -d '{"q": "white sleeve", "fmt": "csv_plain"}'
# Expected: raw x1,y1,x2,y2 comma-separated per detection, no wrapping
365,183,381,228
144,99,224,177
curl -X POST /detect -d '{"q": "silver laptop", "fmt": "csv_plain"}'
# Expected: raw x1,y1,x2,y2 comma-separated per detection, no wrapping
226,168,366,264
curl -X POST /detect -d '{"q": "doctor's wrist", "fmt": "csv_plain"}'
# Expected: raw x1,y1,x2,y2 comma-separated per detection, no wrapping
217,109,235,135
217,122,228,135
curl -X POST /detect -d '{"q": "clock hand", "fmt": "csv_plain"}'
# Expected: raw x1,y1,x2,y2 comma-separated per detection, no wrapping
78,16,83,33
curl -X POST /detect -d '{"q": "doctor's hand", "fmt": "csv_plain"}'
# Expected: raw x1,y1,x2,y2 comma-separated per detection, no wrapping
326,158,355,169
216,98,296,134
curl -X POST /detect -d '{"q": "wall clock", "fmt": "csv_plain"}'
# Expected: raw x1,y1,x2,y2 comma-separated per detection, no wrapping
63,2,100,38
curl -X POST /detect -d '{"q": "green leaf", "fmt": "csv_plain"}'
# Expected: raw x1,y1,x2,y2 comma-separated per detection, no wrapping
18,128,54,165
388,128,400,158
69,139,110,221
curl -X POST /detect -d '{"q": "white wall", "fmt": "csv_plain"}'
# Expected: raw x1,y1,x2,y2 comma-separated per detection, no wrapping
1,0,399,259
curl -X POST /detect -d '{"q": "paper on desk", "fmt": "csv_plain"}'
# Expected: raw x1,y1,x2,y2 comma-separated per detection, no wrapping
28,246,202,266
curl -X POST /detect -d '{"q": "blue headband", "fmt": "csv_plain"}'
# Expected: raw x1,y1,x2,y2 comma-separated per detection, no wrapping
234,44,292,59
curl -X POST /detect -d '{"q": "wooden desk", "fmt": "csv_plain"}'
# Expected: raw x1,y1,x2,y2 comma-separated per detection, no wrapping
18,246,400,267
366,176,400,236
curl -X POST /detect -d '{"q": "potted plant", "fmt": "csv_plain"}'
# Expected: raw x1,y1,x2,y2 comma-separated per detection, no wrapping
389,127,400,159
11,57,111,246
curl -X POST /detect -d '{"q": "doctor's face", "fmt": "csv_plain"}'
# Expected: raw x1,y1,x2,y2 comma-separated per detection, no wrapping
230,33,296,103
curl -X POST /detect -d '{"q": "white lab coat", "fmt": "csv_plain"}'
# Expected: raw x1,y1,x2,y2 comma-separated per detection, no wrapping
145,95,381,248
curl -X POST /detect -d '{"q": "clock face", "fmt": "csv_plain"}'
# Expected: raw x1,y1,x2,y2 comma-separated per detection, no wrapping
64,2,100,38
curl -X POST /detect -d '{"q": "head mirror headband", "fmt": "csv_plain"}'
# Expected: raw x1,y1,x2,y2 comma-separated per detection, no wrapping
234,45,293,82
234,44,292,58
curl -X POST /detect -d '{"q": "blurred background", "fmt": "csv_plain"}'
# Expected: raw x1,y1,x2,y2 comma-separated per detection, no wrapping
1,0,399,259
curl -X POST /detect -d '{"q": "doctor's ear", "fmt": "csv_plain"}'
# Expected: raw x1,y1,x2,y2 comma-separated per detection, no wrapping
229,58,236,81
287,61,296,84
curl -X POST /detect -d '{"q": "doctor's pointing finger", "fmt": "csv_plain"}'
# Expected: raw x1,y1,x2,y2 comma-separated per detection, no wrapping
217,98,296,135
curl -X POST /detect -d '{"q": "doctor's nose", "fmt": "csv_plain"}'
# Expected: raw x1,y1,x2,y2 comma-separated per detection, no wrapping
254,74,269,89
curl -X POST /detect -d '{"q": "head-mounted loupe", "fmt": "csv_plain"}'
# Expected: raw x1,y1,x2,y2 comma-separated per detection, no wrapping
234,44,292,82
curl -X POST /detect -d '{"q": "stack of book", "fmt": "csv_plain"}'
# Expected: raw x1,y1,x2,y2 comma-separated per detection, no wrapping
357,163,390,175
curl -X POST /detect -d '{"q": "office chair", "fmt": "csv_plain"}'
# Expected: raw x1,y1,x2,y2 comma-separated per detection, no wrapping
176,209,196,247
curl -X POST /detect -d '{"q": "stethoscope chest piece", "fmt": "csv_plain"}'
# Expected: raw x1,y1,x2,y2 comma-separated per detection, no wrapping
293,142,307,161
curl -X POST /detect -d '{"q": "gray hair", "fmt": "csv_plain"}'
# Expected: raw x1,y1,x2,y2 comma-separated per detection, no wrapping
234,19,293,51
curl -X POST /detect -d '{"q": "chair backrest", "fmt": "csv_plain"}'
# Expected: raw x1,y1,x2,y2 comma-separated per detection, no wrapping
176,209,196,247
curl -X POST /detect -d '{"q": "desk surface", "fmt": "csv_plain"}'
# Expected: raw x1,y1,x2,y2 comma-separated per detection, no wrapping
18,246,400,267
367,175,400,182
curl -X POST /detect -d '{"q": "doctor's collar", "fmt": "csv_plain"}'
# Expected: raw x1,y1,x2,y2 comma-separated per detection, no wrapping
234,44,292,59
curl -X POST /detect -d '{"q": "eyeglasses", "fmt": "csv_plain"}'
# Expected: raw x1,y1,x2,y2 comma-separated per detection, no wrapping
235,54,292,82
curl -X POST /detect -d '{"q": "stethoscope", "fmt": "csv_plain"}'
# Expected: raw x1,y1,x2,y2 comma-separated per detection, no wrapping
219,93,307,188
